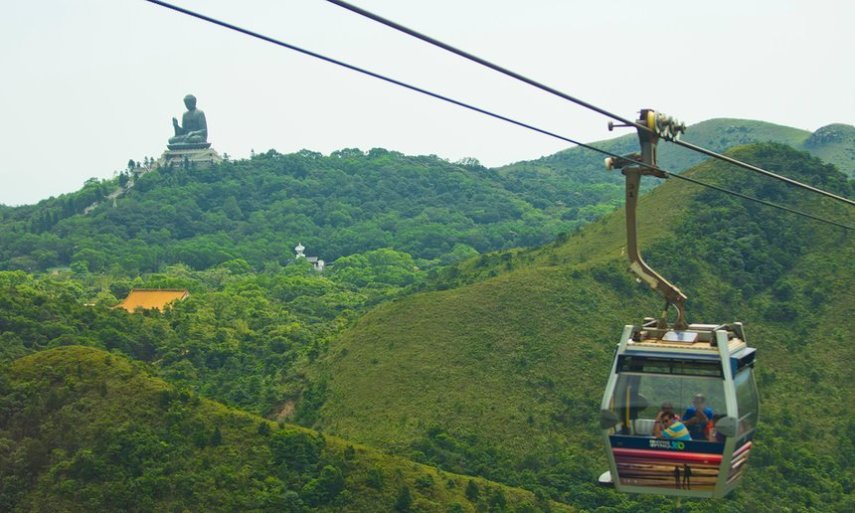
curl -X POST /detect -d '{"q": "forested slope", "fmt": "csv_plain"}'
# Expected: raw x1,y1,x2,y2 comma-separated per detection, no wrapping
0,149,571,274
493,119,853,226
1,121,853,512
2,120,851,278
0,248,427,418
307,143,855,512
0,346,575,513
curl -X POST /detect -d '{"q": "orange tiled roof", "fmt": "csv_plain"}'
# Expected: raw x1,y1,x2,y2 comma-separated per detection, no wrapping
116,288,189,312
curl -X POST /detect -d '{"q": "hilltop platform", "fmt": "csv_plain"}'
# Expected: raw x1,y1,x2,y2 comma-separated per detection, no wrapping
158,147,223,169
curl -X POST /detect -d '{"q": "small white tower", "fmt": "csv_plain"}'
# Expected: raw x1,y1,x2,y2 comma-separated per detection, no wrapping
295,242,306,259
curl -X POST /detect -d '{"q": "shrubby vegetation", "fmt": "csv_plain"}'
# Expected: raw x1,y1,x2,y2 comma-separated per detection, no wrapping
0,347,571,513
491,118,825,226
0,148,593,275
308,144,855,512
0,246,424,417
1,135,853,512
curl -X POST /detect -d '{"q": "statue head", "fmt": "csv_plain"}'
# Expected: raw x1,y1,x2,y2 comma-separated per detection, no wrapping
183,94,197,110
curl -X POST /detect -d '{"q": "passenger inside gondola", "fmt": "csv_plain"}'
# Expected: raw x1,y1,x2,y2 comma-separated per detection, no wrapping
607,369,726,443
652,401,675,438
707,413,727,442
682,393,714,440
658,411,692,441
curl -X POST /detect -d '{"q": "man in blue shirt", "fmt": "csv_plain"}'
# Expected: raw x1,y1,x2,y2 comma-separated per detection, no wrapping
682,393,714,440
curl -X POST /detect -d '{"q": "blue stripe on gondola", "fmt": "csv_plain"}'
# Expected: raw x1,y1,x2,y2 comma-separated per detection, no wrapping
610,435,726,455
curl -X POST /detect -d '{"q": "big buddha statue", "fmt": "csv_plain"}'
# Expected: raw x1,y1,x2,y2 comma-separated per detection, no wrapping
168,94,210,149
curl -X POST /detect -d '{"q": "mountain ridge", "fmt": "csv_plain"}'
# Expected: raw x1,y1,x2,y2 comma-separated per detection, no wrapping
0,345,576,513
304,143,855,511
1,119,851,277
1,121,853,511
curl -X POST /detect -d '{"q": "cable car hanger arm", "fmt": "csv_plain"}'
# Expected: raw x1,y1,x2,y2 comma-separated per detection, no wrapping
607,110,688,330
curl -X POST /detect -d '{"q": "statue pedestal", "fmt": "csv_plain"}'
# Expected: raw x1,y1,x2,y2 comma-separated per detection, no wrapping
158,146,223,169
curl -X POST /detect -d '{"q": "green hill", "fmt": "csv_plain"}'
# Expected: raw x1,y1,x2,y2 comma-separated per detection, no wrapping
1,135,853,512
305,143,855,512
2,120,851,278
493,118,855,221
0,150,575,274
0,346,575,513
0,248,431,420
802,123,855,177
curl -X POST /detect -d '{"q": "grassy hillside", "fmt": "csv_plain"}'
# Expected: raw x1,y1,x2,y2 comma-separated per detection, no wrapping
802,123,855,177
495,119,809,201
0,149,577,274
0,346,575,513
0,240,466,427
2,120,851,278
307,144,855,512
494,119,853,226
1,122,853,512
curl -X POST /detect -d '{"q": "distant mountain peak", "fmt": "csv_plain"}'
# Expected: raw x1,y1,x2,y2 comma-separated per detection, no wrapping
806,123,855,146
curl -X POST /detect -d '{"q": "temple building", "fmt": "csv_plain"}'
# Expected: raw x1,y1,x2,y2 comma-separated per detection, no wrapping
116,288,190,312
295,242,325,272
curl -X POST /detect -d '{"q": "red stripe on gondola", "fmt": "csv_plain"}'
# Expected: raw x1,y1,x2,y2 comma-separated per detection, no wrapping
733,441,752,458
613,448,722,464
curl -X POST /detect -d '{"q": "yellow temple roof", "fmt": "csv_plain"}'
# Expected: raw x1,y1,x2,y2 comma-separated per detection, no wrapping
116,288,189,312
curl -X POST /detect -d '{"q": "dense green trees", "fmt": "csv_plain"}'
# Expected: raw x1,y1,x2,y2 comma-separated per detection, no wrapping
303,144,855,512
0,347,575,513
1,138,853,512
0,247,426,418
0,148,608,275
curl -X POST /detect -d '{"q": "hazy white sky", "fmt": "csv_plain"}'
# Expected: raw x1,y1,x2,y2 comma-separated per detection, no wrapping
1,0,852,205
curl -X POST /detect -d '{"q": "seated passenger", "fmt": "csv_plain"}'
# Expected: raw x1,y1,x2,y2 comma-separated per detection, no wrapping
653,401,676,438
658,411,692,441
682,393,714,440
707,413,727,443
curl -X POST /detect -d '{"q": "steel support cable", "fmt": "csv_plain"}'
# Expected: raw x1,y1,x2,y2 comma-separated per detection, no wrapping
666,173,854,231
327,0,855,208
670,138,855,206
143,1,855,232
143,1,605,154
326,0,640,129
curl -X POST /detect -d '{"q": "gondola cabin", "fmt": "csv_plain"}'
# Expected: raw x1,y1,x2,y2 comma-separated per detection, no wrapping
599,320,758,498
598,109,761,497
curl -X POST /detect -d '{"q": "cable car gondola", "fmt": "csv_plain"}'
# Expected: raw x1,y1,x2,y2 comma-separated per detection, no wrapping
598,111,759,498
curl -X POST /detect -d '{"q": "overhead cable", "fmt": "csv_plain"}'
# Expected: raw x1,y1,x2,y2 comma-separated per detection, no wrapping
327,0,855,208
670,138,855,206
667,173,854,231
326,0,641,129
141,1,641,167
143,0,854,231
